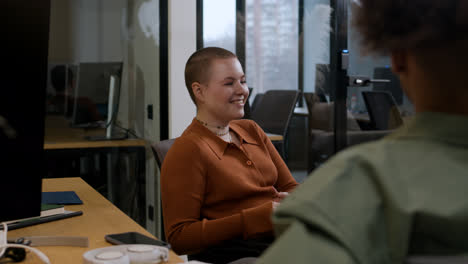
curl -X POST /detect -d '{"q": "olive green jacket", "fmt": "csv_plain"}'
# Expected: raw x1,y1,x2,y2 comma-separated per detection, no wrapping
258,112,468,264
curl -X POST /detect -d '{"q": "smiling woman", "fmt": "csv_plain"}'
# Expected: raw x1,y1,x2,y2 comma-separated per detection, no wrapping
194,57,248,141
160,47,298,263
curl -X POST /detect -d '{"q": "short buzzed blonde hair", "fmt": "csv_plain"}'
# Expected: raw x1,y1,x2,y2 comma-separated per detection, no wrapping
184,47,237,105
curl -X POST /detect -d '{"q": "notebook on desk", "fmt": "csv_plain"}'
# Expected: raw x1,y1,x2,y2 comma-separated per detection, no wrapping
42,191,83,205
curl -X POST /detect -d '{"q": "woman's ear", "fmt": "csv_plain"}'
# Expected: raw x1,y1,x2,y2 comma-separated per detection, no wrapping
391,49,413,101
391,50,408,75
192,82,204,104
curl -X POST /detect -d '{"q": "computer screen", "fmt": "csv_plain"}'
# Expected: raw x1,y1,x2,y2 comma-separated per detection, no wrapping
46,63,77,118
373,67,403,105
0,0,49,222
71,62,122,127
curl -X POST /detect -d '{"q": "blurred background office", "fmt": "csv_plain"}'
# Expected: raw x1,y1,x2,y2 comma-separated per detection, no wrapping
39,0,414,240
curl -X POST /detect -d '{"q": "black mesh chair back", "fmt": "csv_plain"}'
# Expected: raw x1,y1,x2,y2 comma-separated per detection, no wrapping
303,92,321,112
150,138,176,242
250,90,299,160
362,91,403,130
243,87,254,119
373,67,403,105
251,90,299,136
250,93,264,114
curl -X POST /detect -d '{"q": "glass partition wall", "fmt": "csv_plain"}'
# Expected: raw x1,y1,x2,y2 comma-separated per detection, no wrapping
308,0,414,171
200,0,413,175
45,0,164,234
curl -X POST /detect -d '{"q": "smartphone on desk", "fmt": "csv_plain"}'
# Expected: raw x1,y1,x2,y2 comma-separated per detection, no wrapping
105,232,171,249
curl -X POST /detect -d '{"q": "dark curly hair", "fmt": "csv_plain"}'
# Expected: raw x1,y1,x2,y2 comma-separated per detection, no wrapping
352,0,468,54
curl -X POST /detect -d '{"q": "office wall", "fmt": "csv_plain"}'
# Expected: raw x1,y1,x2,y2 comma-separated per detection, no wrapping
127,0,161,236
48,0,124,63
168,0,197,138
48,0,129,123
48,0,78,62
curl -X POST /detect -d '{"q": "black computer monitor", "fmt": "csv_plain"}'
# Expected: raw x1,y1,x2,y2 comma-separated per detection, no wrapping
0,0,49,222
47,64,77,118
71,62,123,127
373,67,403,105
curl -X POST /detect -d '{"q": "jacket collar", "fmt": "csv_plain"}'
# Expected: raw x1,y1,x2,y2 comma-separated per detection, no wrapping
187,118,259,159
391,111,468,146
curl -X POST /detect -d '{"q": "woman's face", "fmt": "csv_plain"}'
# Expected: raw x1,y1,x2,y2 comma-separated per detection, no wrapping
198,57,249,124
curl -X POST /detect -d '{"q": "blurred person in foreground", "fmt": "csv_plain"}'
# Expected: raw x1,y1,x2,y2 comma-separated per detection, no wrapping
257,0,468,263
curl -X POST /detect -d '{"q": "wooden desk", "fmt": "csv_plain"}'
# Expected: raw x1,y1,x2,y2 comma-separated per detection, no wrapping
266,133,283,141
293,106,308,116
43,115,147,223
44,115,282,145
44,116,146,150
352,113,370,122
8,178,182,263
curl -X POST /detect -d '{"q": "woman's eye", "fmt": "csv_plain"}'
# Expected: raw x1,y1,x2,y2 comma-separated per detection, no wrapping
241,80,247,84
224,82,233,86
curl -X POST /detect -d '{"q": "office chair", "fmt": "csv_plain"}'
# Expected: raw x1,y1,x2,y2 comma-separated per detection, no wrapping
373,67,403,105
250,90,300,161
362,91,403,130
243,88,254,119
151,139,257,264
151,138,176,169
250,93,264,113
150,138,177,242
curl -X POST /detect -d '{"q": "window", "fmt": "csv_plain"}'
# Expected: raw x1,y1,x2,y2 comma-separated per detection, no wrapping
245,0,299,98
303,0,331,95
202,0,236,53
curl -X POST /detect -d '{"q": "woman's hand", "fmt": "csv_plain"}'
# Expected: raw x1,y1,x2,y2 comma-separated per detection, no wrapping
272,191,289,212
272,201,281,212
273,192,289,202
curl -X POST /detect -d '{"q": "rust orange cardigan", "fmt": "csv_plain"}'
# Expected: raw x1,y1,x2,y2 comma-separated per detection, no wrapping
161,119,298,254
